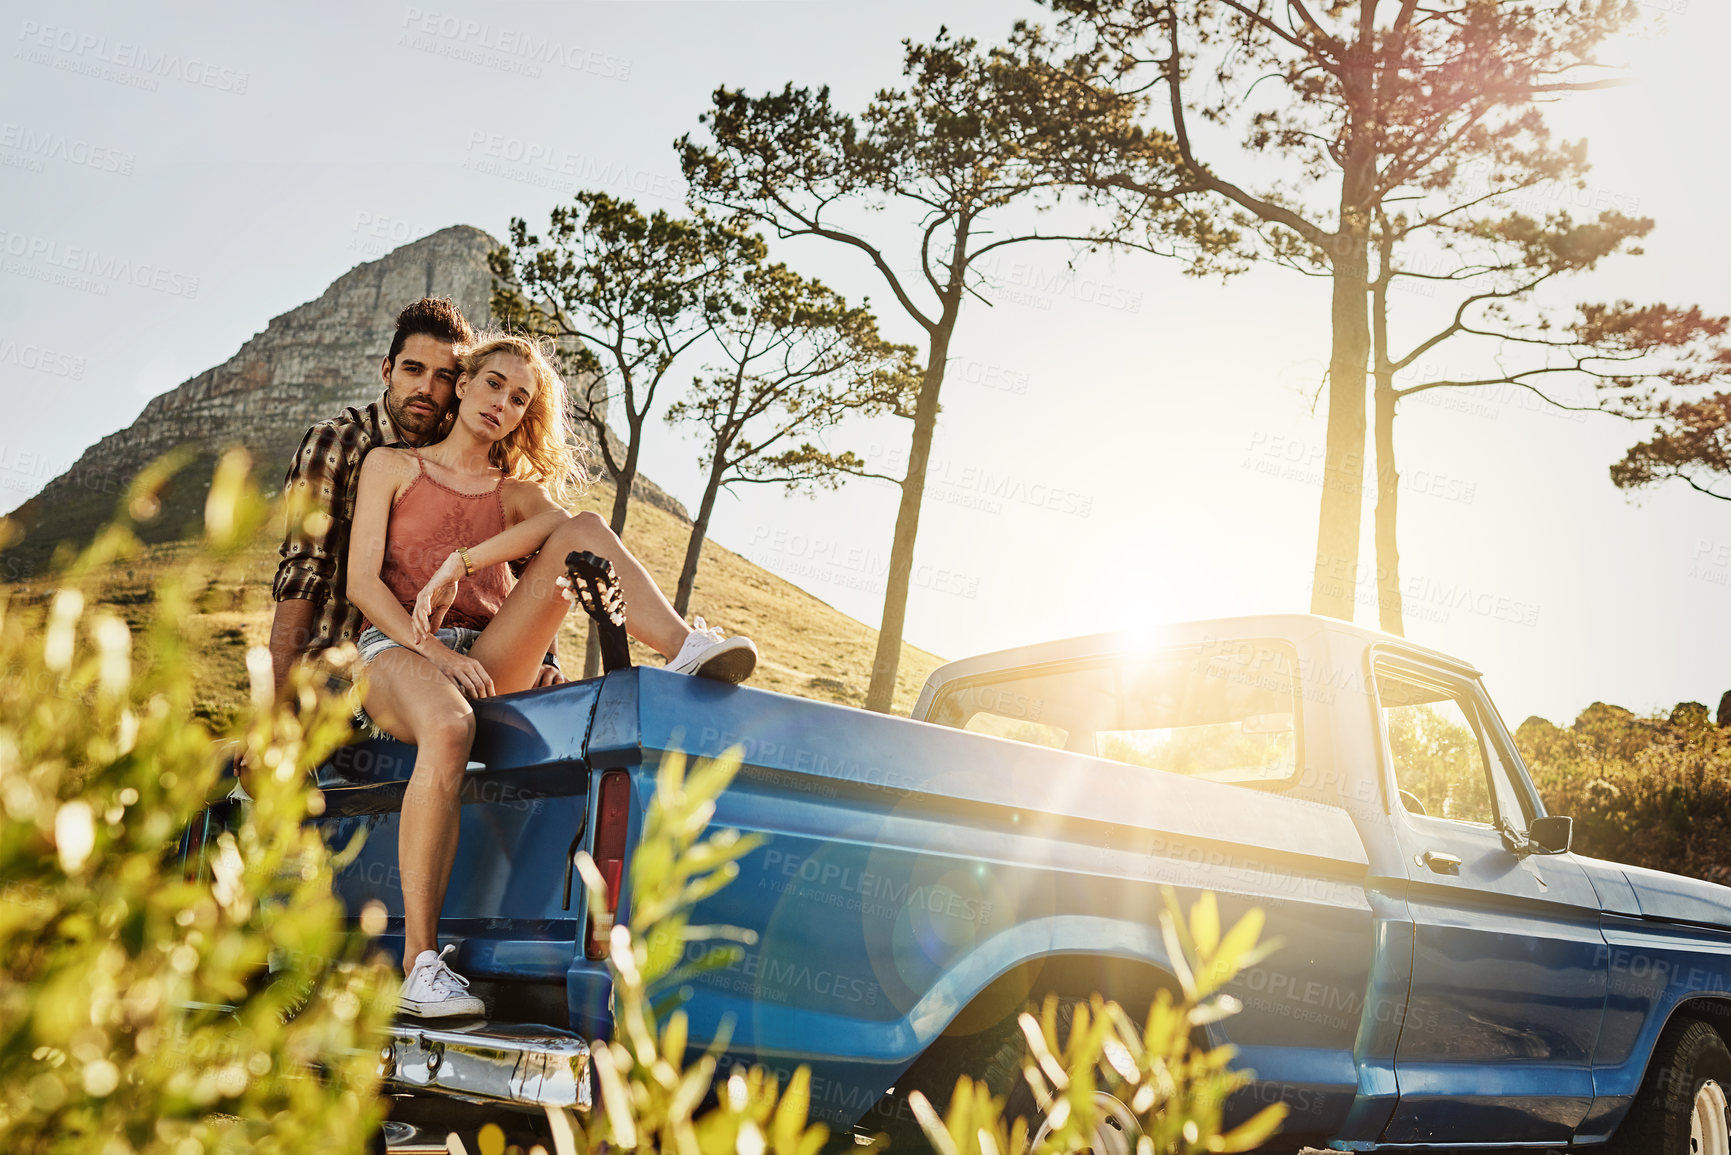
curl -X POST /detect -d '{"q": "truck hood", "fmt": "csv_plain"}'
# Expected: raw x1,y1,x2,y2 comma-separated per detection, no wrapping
1618,861,1731,930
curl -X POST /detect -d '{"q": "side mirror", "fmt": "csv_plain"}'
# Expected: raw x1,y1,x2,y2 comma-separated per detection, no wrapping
1528,814,1573,855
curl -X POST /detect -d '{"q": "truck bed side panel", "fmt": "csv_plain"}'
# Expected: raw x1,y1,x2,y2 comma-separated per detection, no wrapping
319,679,604,991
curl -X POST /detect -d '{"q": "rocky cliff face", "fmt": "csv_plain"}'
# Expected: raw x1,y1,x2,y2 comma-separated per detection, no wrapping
5,225,683,573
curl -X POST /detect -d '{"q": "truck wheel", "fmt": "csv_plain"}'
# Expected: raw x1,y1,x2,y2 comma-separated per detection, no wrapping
872,995,1089,1143
993,1000,1142,1154
1614,1017,1731,1155
877,996,1156,1150
1024,1086,1142,1155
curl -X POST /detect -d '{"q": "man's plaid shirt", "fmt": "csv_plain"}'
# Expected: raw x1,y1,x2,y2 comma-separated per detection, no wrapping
272,396,403,657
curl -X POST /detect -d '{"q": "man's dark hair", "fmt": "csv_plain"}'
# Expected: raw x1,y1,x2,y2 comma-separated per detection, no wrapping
386,297,473,364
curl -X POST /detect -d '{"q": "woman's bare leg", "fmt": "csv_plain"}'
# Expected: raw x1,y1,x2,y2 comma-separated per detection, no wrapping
359,648,476,974
469,511,689,691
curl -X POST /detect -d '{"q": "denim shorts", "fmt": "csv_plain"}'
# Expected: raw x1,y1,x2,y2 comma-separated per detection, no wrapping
352,624,483,738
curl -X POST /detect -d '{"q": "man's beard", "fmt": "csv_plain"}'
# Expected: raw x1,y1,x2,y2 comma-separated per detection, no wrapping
389,396,445,442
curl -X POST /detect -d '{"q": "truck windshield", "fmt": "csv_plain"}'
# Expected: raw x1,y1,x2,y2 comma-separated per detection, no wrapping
929,639,1302,786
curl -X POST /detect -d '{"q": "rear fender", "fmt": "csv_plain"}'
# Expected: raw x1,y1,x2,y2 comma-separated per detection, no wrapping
904,915,1179,1051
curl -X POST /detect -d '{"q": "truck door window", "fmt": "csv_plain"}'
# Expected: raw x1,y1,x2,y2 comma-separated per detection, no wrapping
1486,749,1530,831
1476,693,1534,831
1376,666,1494,825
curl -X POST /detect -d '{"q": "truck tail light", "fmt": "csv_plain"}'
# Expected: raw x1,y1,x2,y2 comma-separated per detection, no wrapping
585,770,631,960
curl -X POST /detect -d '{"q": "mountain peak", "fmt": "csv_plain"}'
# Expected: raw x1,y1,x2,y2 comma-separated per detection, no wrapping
144,225,500,420
3,225,680,575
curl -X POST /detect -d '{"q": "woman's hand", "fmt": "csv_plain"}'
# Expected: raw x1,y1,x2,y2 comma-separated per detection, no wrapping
422,640,497,700
412,553,464,643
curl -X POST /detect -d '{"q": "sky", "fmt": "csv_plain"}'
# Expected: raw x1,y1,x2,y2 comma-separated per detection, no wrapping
0,0,1724,729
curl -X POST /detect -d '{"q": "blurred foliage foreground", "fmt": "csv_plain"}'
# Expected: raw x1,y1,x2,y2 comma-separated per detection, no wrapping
0,451,1284,1154
0,450,396,1154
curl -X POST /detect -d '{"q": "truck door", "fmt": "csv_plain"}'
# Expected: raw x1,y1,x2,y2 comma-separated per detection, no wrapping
1373,655,1607,1146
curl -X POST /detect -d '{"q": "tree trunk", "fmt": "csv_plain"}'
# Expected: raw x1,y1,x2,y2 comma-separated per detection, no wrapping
1371,260,1404,637
1372,379,1402,635
582,622,603,679
1309,216,1372,622
674,455,728,618
606,444,637,536
864,322,954,713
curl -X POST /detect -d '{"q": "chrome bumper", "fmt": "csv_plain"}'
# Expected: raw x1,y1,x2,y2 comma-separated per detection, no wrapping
378,1020,593,1112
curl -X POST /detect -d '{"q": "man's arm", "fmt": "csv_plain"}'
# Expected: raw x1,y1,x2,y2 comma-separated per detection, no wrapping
270,422,344,697
270,598,317,699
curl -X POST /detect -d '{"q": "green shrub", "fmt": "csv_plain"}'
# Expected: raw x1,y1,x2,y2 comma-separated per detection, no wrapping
0,450,397,1154
1519,701,1731,881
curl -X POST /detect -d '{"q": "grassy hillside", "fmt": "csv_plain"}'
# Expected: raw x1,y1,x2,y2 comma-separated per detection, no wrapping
10,478,944,730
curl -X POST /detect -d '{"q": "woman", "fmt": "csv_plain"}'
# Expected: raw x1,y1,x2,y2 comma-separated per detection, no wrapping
347,333,756,1017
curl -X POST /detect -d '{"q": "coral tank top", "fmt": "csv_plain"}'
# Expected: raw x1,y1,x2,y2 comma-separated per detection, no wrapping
374,449,513,631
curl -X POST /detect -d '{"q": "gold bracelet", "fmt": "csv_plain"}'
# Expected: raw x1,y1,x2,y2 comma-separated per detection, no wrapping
457,546,473,577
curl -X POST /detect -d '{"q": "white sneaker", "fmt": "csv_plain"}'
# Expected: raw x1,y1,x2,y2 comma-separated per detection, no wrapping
398,944,485,1018
666,617,758,683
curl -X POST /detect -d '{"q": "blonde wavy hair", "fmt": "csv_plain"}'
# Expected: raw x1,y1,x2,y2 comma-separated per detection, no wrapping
460,333,590,505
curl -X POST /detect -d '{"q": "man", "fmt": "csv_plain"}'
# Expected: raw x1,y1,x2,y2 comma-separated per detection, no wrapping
269,296,563,697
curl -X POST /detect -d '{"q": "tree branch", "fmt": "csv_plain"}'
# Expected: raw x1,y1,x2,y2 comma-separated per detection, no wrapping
1163,8,1332,250
1675,473,1731,501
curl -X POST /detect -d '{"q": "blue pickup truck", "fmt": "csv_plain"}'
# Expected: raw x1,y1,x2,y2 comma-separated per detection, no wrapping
214,613,1731,1153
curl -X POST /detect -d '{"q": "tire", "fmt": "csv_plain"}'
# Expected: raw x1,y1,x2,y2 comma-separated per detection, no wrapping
992,999,1143,1155
876,997,1140,1152
1611,1017,1731,1155
993,997,1078,1129
856,995,1057,1148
